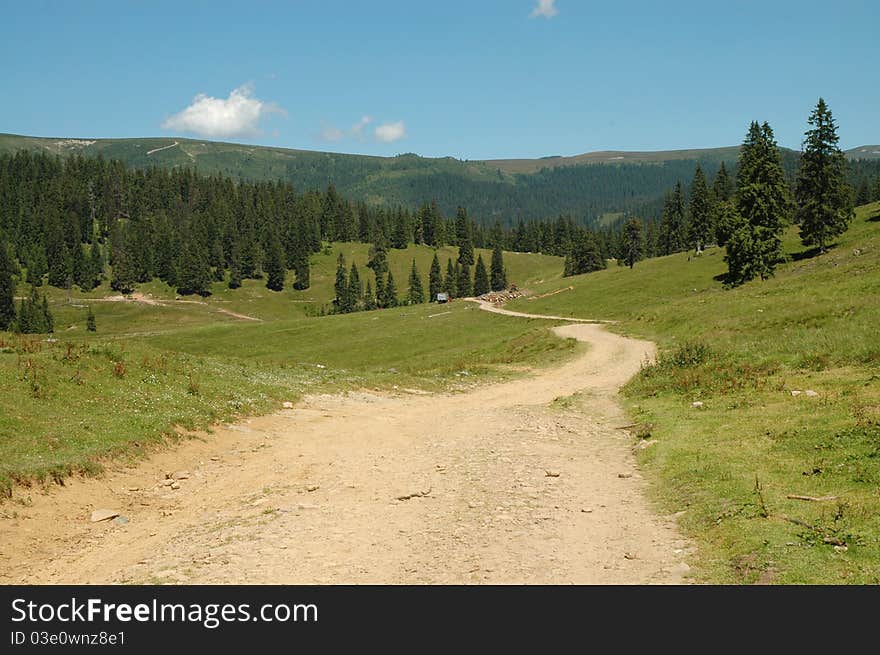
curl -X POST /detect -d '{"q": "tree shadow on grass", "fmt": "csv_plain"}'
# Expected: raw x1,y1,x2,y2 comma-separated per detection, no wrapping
790,243,838,262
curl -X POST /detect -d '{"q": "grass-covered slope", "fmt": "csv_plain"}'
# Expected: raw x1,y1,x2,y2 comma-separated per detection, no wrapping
0,247,569,497
508,202,880,583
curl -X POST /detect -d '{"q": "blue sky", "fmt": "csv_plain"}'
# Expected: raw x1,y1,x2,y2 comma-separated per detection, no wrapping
1,1,877,159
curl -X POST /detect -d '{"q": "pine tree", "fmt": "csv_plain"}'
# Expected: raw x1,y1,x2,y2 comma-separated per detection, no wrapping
490,242,506,291
367,240,388,276
428,253,442,302
622,219,644,269
644,219,659,258
87,242,104,290
658,182,687,255
0,243,16,330
391,210,410,249
42,296,53,333
210,241,226,282
795,98,853,254
712,162,734,203
333,253,350,312
688,165,713,254
228,243,242,289
293,254,310,290
348,262,363,310
566,230,605,276
455,207,474,265
728,121,791,283
713,200,741,248
86,306,97,332
48,242,73,289
25,248,47,287
473,254,490,296
456,262,472,297
384,270,398,307
176,241,212,296
364,280,377,311
407,259,424,304
264,234,286,292
71,242,87,289
110,239,138,294
443,258,456,298
15,286,52,334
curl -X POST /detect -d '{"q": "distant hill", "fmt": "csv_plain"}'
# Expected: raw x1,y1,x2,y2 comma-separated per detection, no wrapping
1,133,876,226
846,145,880,160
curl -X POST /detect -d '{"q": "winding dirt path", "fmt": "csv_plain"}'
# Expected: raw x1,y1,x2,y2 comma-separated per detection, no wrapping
0,304,691,584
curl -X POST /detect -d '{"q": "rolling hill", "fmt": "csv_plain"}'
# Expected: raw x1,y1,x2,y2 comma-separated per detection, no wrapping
1,132,877,226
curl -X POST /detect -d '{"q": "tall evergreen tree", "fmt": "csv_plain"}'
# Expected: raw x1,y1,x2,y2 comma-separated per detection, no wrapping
712,161,734,203
42,296,53,333
110,234,138,294
367,239,389,276
728,121,791,283
264,233,286,291
348,262,363,309
490,242,506,291
473,254,490,296
87,242,104,290
688,165,713,254
565,230,605,276
363,280,377,311
428,253,442,302
384,269,399,307
455,207,474,265
228,243,242,289
622,219,644,269
407,259,425,304
658,182,687,255
443,258,456,298
176,241,212,296
795,98,853,253
456,262,472,297
333,253,350,312
293,254,310,290
15,286,51,334
713,200,741,248
0,242,16,330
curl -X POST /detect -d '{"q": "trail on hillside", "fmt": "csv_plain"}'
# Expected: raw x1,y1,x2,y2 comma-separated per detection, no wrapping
91,292,262,321
0,303,691,584
146,141,179,155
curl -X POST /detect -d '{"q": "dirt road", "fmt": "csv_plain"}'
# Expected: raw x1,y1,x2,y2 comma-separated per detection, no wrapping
0,303,691,584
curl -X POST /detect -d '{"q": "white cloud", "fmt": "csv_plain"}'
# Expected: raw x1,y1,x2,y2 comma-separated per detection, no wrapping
530,0,558,19
161,84,285,138
374,121,406,143
351,115,373,139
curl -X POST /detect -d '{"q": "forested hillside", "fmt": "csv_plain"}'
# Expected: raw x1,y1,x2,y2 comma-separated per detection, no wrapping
4,132,877,227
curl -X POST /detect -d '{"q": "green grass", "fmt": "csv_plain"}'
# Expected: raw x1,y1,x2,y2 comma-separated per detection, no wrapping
507,202,880,583
0,246,571,497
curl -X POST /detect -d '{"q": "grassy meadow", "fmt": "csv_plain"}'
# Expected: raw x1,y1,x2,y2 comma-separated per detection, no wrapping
0,246,571,497
508,202,880,583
